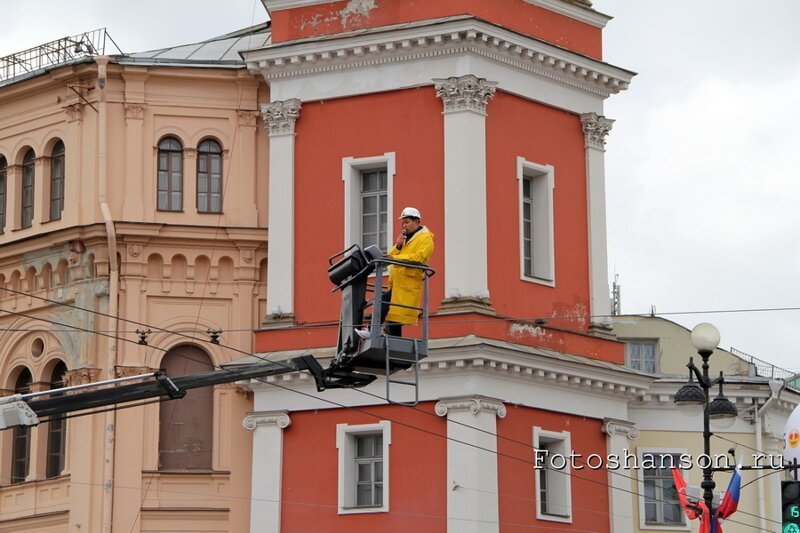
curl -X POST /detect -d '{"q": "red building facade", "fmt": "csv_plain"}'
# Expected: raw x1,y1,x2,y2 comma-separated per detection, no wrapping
242,1,643,531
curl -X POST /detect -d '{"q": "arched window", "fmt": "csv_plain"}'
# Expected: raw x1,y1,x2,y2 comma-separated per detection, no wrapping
157,137,183,212
46,361,68,478
0,156,7,232
11,368,33,484
21,149,35,228
50,141,65,221
197,139,222,213
158,345,214,470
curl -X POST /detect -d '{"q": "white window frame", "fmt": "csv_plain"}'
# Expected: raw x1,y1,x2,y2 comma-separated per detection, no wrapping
517,157,555,286
533,427,572,523
342,152,396,251
336,420,391,514
636,448,691,531
624,339,660,374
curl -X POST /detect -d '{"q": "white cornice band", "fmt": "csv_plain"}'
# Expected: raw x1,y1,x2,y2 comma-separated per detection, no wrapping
244,18,633,98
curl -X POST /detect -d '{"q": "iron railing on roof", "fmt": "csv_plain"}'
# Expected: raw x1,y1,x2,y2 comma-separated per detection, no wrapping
730,347,800,390
0,28,121,84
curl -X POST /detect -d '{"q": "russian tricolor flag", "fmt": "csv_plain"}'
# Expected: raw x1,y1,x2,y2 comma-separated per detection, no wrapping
717,461,742,519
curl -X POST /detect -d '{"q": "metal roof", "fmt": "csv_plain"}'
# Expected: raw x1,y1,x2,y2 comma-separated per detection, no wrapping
116,23,271,68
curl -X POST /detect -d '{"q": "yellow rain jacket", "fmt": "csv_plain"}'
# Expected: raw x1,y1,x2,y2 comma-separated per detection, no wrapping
386,226,435,325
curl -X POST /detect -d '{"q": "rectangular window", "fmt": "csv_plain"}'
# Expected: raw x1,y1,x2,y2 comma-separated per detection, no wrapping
342,153,395,251
626,340,658,373
50,153,65,221
337,421,391,514
11,426,31,484
533,427,572,522
360,169,388,250
517,158,554,284
22,164,35,228
640,452,685,527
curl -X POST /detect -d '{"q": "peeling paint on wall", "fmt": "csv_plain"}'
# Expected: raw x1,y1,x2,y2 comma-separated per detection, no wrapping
339,0,378,27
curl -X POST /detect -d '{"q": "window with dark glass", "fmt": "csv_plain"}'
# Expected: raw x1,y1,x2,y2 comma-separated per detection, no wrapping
642,453,684,525
0,156,7,232
360,169,387,250
354,434,383,507
158,345,213,470
46,361,68,478
50,141,65,221
11,369,33,484
197,139,222,213
157,137,183,211
522,176,534,277
21,149,35,228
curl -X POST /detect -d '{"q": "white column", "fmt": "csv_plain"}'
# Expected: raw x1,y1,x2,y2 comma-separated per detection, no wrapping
435,396,505,533
243,411,291,533
602,418,639,533
434,75,497,313
764,435,783,526
261,99,301,322
580,113,615,329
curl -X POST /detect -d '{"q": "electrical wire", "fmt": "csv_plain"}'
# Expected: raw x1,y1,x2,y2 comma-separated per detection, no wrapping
4,305,781,530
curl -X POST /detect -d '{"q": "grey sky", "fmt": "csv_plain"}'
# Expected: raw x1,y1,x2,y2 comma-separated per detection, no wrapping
3,1,798,370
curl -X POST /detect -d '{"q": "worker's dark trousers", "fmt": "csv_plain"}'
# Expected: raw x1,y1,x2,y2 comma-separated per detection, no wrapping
381,290,403,336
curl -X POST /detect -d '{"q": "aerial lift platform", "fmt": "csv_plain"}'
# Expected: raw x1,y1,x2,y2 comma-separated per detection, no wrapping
0,244,434,429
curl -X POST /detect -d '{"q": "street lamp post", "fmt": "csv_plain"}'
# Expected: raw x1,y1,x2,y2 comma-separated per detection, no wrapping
673,323,738,517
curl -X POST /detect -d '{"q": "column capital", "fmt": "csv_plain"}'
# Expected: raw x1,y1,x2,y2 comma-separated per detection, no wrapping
114,365,156,378
433,75,498,114
435,395,506,418
602,418,640,440
124,103,146,120
243,410,292,430
261,99,302,136
64,103,84,123
64,367,101,387
580,112,614,150
237,110,260,127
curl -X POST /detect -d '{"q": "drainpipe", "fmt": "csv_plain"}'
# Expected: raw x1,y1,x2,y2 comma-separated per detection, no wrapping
754,379,784,533
95,55,119,533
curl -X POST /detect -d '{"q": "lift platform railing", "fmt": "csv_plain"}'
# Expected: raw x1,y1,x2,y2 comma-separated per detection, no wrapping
326,244,435,404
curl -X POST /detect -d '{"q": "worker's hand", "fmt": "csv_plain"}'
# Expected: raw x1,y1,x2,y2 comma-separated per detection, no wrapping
395,232,407,249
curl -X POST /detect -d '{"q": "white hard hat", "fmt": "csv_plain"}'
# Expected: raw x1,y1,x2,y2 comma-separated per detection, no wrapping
399,206,421,219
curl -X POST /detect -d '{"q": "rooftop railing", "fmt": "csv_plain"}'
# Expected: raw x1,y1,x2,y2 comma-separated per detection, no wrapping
0,28,121,85
730,347,800,390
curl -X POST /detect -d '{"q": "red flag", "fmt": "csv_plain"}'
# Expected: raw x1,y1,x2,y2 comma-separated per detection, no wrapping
671,467,698,520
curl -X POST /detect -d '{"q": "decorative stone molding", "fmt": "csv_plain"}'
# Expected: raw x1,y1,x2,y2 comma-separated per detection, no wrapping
64,367,101,387
183,147,198,160
433,74,498,114
115,365,156,378
435,395,507,418
438,296,496,316
128,243,144,258
602,418,640,440
243,410,292,430
579,112,614,150
124,103,146,120
261,99,302,136
64,103,84,122
237,110,260,127
245,20,633,97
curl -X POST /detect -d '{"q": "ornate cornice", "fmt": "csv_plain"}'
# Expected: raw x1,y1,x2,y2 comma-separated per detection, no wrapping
435,395,507,418
433,74,498,114
602,418,640,440
245,19,633,98
260,99,302,136
579,112,614,150
243,410,292,430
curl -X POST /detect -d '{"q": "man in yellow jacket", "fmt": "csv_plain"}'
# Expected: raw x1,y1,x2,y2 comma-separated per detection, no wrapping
381,207,435,336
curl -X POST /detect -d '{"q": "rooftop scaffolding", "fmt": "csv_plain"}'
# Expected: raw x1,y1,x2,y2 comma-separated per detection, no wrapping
0,28,121,86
